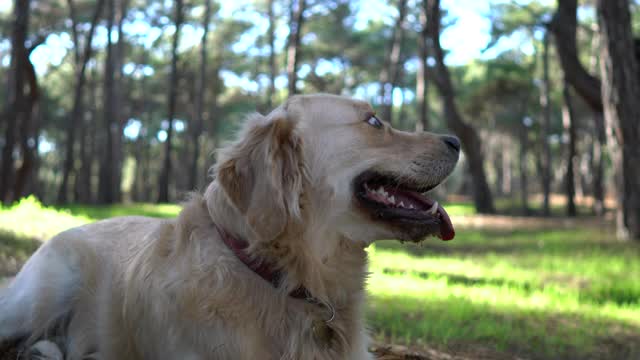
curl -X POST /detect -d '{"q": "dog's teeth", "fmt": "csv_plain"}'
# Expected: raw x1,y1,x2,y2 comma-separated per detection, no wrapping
388,196,395,204
399,201,405,208
409,204,415,209
428,201,439,215
377,186,385,195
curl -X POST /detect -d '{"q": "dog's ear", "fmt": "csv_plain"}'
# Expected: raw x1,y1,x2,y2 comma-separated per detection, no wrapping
216,109,305,241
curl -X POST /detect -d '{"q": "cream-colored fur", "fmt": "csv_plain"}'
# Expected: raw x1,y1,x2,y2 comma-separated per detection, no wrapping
0,94,459,359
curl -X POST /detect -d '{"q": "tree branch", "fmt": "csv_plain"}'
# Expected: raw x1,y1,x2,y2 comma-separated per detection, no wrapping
549,0,603,112
66,0,81,65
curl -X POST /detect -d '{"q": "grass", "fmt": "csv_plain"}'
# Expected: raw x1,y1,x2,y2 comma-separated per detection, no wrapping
445,197,596,217
366,229,640,358
1,197,639,359
0,197,179,276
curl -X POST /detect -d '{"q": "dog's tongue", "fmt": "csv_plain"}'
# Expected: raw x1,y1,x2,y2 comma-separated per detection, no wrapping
397,189,455,241
437,204,455,241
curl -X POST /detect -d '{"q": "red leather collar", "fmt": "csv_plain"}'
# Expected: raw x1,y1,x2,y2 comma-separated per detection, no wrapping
215,225,309,300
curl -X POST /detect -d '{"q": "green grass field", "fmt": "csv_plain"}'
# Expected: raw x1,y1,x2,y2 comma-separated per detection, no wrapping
1,197,639,359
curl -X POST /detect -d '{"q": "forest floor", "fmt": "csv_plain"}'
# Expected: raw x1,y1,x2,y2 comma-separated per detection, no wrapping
1,197,639,360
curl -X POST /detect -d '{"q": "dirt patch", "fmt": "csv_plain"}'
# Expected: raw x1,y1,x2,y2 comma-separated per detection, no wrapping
370,343,528,360
588,332,640,360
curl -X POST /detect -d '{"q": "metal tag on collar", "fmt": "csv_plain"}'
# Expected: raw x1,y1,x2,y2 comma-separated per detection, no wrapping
305,296,335,324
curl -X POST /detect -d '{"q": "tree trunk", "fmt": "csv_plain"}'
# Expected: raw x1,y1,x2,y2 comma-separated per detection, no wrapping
132,129,144,201
519,124,531,215
492,137,503,196
90,66,100,202
112,0,129,202
378,0,408,124
158,0,184,203
587,22,606,216
0,0,30,203
551,0,608,214
562,81,577,216
540,30,552,216
425,0,495,213
550,0,603,112
75,101,88,202
67,0,80,65
592,112,606,215
141,128,151,201
286,0,306,96
597,0,640,240
502,137,512,195
57,0,105,204
267,0,276,108
415,1,429,132
11,48,39,202
98,0,117,204
24,109,42,198
189,0,212,191
78,66,100,203
396,88,406,129
133,57,148,201
69,0,88,203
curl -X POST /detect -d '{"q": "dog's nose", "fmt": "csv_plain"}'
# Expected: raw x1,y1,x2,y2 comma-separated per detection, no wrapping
441,135,461,153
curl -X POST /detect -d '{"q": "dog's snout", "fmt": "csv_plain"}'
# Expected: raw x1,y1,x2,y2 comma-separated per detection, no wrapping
441,135,461,153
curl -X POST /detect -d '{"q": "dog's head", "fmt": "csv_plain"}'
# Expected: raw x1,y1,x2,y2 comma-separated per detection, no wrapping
214,94,459,245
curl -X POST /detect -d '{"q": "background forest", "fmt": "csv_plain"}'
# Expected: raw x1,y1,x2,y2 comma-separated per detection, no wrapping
1,0,640,359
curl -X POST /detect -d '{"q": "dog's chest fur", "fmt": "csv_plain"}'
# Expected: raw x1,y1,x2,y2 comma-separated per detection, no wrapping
122,208,372,360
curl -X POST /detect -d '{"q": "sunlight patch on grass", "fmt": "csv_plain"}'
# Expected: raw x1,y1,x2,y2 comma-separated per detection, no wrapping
440,202,476,216
0,196,92,240
61,203,181,220
0,197,181,241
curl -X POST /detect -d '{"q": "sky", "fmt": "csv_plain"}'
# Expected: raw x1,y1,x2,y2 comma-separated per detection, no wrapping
0,0,551,75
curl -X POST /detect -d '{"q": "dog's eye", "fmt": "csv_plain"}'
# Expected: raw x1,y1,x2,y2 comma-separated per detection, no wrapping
366,116,383,129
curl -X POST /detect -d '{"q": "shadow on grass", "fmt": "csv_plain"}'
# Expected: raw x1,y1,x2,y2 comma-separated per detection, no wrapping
381,267,536,292
380,267,640,307
0,229,41,277
368,293,640,360
389,231,637,254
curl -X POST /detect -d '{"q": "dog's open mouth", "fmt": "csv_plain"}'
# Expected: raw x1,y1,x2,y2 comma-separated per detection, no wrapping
354,171,455,241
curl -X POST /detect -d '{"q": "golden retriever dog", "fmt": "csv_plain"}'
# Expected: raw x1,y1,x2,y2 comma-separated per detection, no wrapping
0,94,459,360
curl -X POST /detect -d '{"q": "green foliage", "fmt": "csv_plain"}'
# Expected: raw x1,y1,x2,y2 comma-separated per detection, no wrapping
460,55,537,131
486,1,552,50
